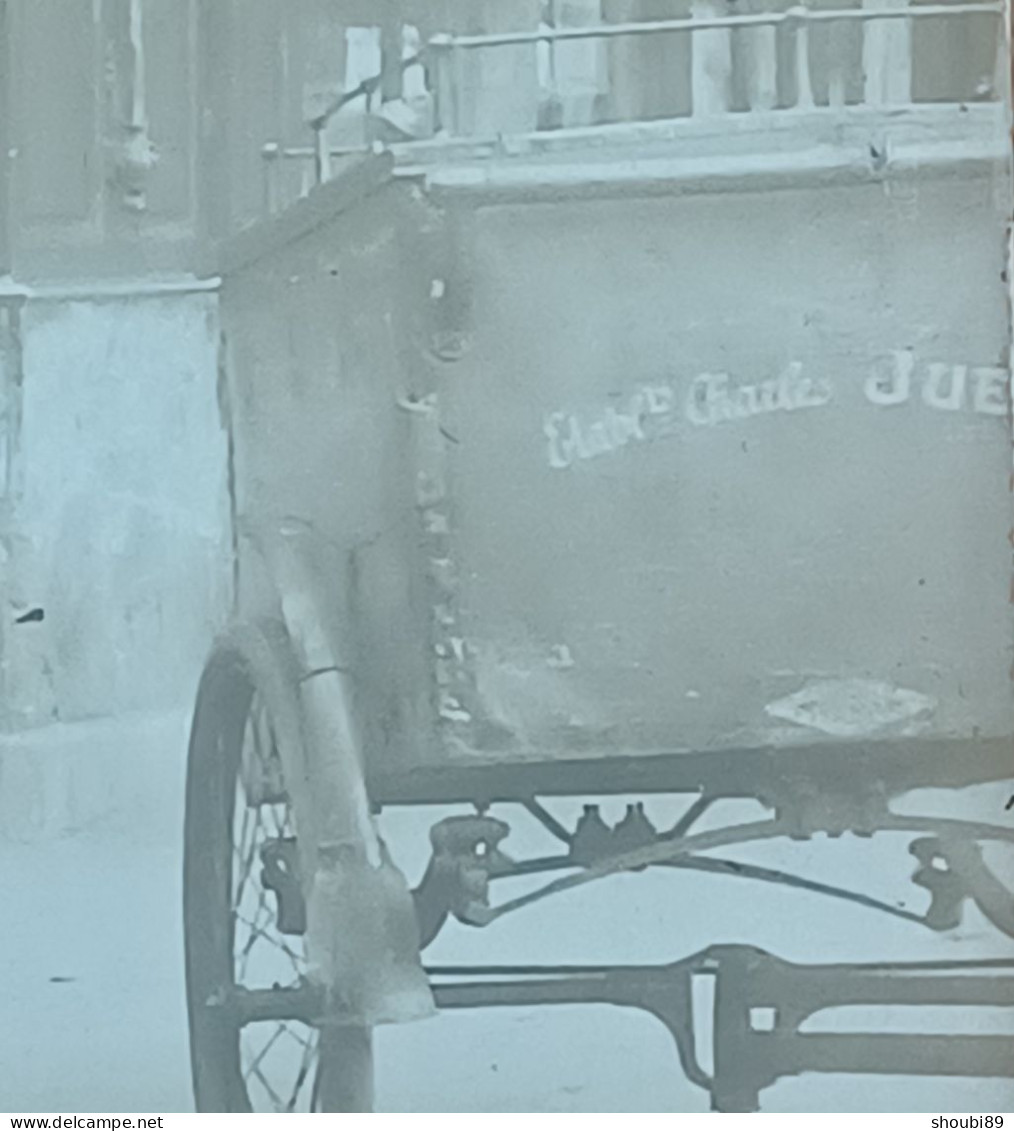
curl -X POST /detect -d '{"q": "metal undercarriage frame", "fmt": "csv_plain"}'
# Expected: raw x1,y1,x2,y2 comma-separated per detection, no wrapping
224,604,1014,1108
246,782,1014,1111
432,951,1014,1113
227,950,1014,1112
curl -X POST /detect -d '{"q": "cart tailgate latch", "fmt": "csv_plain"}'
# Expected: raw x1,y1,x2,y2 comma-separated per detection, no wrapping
260,837,307,935
911,835,1014,938
413,816,513,946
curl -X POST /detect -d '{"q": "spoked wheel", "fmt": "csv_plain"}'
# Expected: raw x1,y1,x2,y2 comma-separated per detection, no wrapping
183,633,374,1112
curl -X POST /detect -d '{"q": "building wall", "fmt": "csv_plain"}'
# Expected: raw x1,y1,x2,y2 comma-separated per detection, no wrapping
3,0,203,280
0,289,231,729
3,1,1005,259
0,1,232,729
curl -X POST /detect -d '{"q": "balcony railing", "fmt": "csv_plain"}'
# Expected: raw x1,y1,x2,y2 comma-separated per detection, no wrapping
260,0,1007,210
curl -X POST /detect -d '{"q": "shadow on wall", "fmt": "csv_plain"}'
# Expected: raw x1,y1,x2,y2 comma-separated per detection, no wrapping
0,295,232,730
3,495,232,730
40,494,230,722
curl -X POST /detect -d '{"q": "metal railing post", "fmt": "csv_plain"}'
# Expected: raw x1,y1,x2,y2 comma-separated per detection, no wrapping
691,0,733,116
261,142,281,214
828,19,848,109
380,5,404,105
791,7,816,109
450,41,465,136
544,0,562,124
313,122,332,186
429,34,455,135
547,0,559,93
743,11,779,111
863,0,913,105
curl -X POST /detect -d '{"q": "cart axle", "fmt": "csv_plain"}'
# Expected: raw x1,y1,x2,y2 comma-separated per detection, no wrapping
218,948,1014,1112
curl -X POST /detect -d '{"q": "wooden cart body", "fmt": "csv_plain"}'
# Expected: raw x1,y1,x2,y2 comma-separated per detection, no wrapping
219,131,1014,808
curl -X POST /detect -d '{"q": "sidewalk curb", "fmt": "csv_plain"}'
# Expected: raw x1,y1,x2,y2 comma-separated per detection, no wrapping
0,710,191,843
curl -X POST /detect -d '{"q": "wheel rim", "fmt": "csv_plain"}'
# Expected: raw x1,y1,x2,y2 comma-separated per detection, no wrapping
185,659,323,1112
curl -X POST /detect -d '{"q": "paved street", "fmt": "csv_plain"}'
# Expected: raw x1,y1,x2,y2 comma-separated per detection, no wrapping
1,713,1013,1113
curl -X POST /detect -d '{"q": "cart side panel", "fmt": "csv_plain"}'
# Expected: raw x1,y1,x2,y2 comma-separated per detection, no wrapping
221,179,439,765
433,168,1014,764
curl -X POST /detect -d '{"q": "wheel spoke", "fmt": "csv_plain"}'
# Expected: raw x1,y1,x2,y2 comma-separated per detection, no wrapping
286,1030,320,1112
232,795,260,911
235,906,304,971
247,1057,288,1112
242,1023,288,1080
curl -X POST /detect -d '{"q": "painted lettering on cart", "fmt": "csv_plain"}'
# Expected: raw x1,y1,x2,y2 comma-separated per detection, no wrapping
686,363,831,427
544,354,1011,469
544,387,672,470
865,350,1009,416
